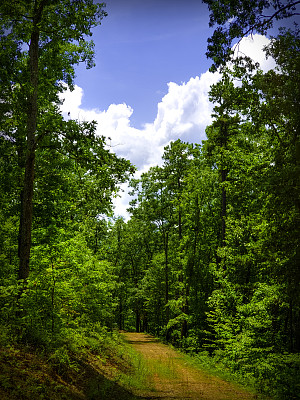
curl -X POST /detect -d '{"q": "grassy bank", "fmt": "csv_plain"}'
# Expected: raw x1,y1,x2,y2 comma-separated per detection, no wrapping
0,328,144,400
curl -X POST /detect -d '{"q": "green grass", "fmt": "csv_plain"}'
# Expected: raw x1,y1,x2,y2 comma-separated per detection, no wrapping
179,350,269,400
148,356,179,380
116,342,155,394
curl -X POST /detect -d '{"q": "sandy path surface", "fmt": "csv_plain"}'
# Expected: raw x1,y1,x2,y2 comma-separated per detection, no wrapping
122,332,256,400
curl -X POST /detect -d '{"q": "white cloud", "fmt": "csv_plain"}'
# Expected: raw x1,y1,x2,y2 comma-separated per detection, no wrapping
233,34,276,71
152,72,220,144
60,74,216,218
60,84,84,114
60,34,275,218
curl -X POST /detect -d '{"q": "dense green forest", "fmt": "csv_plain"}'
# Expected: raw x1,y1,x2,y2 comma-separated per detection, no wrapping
0,1,299,399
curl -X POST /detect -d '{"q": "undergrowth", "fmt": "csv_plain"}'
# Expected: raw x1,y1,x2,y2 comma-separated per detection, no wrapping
178,348,300,400
181,350,263,398
0,326,141,400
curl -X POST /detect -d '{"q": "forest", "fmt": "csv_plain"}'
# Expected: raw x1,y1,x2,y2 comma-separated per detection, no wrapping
0,1,299,399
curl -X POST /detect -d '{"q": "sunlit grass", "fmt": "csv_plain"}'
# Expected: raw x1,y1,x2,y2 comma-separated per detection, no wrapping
179,351,264,399
116,343,155,394
148,355,179,380
117,341,184,395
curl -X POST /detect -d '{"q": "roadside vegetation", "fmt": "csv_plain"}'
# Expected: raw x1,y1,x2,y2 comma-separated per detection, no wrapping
0,330,261,400
0,328,143,400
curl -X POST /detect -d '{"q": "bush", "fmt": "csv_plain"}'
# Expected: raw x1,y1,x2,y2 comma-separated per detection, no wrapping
253,353,300,400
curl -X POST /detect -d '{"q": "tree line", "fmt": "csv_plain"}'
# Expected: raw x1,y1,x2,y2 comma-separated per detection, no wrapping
0,1,299,399
105,29,299,397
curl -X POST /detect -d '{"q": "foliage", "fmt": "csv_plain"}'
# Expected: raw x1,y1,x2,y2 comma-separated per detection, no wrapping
104,24,300,399
202,0,300,70
0,1,299,399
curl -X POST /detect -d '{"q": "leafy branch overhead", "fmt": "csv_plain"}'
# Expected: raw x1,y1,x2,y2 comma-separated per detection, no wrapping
203,0,300,70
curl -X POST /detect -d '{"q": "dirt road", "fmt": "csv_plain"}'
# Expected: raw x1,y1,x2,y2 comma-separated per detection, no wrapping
122,332,256,400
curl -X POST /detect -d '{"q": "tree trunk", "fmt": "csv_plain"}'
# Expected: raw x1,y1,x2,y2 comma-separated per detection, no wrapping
135,309,140,333
164,231,169,321
221,170,227,247
221,120,228,248
18,19,40,280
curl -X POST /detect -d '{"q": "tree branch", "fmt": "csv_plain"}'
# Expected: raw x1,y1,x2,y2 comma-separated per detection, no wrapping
245,1,300,37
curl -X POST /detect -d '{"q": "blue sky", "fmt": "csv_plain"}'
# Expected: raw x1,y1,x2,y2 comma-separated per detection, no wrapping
60,1,295,217
74,0,212,127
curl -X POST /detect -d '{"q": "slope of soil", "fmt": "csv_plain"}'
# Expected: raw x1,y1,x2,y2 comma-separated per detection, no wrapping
0,344,139,400
122,332,256,400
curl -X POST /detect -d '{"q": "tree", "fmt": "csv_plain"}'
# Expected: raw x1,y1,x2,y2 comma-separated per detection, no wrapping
203,0,300,70
127,141,205,342
129,166,173,328
162,140,200,339
0,1,134,281
253,29,300,353
200,23,300,397
0,0,106,281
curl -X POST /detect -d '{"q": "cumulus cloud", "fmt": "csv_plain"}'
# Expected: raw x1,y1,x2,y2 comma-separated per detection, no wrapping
152,72,220,144
60,34,275,217
60,74,217,172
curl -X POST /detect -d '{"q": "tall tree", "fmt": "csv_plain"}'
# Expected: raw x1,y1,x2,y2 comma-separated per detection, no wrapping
0,1,134,281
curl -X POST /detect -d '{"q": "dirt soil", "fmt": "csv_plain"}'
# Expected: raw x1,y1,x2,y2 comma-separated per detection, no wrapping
122,332,256,400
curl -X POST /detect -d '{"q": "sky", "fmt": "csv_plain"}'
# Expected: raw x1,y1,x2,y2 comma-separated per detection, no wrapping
60,0,292,218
